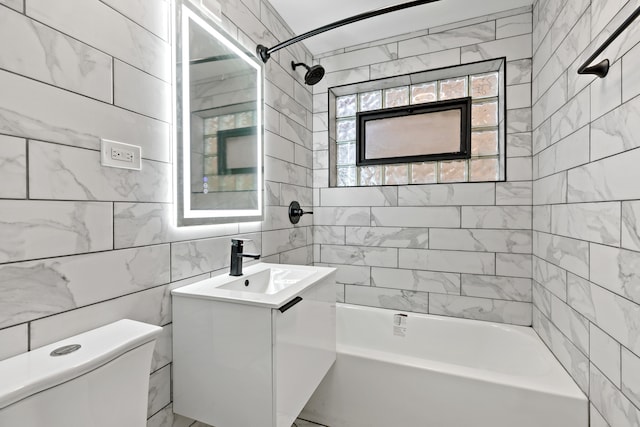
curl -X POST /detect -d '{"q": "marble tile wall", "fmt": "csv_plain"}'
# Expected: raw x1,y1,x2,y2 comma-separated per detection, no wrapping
312,7,534,326
532,0,640,424
0,0,313,426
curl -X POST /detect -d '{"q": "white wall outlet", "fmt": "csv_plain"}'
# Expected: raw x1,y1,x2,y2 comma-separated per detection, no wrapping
101,139,142,170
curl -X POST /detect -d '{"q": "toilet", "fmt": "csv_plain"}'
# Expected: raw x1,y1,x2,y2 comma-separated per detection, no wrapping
0,319,162,427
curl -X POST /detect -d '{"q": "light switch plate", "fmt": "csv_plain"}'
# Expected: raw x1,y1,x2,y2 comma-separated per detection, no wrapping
100,139,142,170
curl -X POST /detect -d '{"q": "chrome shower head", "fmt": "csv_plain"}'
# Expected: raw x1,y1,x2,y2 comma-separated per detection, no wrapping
291,61,325,86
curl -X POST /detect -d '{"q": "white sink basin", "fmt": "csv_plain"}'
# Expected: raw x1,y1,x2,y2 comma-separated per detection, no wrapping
218,267,315,295
171,263,335,308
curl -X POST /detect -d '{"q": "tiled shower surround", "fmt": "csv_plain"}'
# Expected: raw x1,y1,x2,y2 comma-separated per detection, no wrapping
531,0,640,424
312,6,535,326
0,0,314,425
0,0,639,426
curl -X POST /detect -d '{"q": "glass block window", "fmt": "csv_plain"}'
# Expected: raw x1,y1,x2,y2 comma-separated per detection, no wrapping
332,69,502,186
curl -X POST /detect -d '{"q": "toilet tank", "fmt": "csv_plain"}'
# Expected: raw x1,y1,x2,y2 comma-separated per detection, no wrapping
0,319,162,427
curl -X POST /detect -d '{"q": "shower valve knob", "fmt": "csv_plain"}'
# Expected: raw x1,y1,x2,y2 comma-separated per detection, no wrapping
288,201,313,224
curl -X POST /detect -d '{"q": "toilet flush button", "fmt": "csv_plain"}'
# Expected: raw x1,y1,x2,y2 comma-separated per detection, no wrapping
50,344,82,357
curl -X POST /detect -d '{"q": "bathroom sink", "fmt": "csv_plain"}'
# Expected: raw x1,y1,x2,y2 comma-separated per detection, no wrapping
218,267,315,295
171,263,335,308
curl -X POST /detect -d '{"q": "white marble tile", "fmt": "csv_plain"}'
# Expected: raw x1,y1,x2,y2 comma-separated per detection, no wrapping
532,205,551,233
534,232,588,278
507,59,532,84
320,245,398,268
532,281,551,318
294,144,312,169
0,200,112,263
312,66,369,95
0,70,170,162
146,404,181,427
148,364,171,418
550,295,589,355
281,115,313,150
266,81,306,127
429,294,531,326
533,171,567,205
313,226,345,245
533,307,588,392
149,324,172,373
461,34,532,62
281,183,312,207
591,324,621,386
591,59,622,121
113,203,239,249
0,244,170,328
29,141,171,203
0,6,112,102
398,22,495,57
589,404,609,427
28,277,192,349
345,227,429,249
496,182,532,205
399,248,495,275
622,201,640,251
321,43,397,71
461,274,531,302
114,60,170,122
262,228,307,257
548,0,590,55
462,206,532,229
591,94,640,162
0,0,22,12
313,130,328,151
590,363,640,427
533,117,551,155
623,40,640,102
371,207,460,228
320,263,371,286
591,0,629,40
550,88,590,145
568,274,640,356
507,107,533,133
537,126,590,178
590,244,640,305
533,256,567,300
0,323,27,361
0,135,26,199
506,83,532,110
430,229,532,254
370,48,460,80
320,187,397,207
496,253,532,278
171,234,259,280
398,183,495,206
313,207,370,226
264,155,307,186
551,202,621,245
497,13,532,39
507,132,533,157
622,347,640,410
569,148,640,202
506,156,532,181
344,285,429,313
532,75,567,129
27,0,169,81
101,0,168,40
371,267,460,295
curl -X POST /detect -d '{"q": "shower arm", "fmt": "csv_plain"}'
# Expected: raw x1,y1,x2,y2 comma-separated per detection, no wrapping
256,0,441,63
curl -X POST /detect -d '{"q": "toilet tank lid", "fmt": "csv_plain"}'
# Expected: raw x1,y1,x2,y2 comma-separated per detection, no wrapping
0,319,162,410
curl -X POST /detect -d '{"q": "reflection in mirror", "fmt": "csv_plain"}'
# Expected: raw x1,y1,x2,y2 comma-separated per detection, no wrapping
176,3,263,226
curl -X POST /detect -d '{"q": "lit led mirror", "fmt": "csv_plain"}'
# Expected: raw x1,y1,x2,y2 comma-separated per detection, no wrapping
175,2,263,226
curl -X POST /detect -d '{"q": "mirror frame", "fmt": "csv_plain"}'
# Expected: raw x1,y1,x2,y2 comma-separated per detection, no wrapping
174,1,264,226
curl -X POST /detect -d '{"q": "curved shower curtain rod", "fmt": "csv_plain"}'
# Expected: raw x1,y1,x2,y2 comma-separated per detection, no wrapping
256,0,441,63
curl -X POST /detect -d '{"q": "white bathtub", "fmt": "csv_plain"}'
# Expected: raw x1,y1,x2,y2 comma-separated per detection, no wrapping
301,303,587,427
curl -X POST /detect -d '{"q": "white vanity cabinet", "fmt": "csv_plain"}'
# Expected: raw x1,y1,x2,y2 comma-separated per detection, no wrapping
172,264,336,427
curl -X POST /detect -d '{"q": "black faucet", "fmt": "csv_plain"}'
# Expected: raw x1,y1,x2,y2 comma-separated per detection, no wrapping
230,238,261,276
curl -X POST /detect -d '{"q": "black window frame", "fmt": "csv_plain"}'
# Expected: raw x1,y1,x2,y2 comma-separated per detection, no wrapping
355,97,472,167
217,126,258,175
